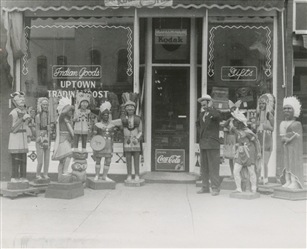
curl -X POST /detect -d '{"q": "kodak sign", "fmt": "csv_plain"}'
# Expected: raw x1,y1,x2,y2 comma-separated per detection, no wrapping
155,29,187,45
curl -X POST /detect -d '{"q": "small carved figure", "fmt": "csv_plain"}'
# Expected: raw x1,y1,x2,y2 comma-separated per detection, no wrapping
35,97,51,180
231,109,261,193
92,101,116,181
73,91,91,152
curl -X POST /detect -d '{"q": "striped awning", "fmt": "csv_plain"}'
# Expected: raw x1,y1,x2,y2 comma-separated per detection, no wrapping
2,0,284,12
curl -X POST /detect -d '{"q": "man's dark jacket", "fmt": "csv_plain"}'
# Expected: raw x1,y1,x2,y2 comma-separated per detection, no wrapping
197,107,221,150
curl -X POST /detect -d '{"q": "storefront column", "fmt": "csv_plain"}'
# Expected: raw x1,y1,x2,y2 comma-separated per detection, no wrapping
201,10,208,95
189,18,197,173
144,18,153,172
133,8,140,93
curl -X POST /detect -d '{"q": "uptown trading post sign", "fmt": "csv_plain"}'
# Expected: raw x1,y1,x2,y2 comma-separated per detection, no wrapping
155,149,185,171
155,29,187,45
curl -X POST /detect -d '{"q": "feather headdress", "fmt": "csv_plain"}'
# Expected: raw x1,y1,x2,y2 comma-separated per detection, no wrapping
122,92,139,107
283,96,301,117
57,96,72,115
231,109,248,126
257,93,275,116
37,97,49,113
75,91,91,108
99,101,112,115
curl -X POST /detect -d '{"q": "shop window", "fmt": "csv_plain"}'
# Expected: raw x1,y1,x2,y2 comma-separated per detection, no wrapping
207,18,274,114
21,16,135,144
117,49,128,83
37,55,47,85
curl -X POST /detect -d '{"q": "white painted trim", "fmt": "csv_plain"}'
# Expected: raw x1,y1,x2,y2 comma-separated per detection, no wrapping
144,18,153,172
189,18,197,173
133,8,140,93
15,59,21,91
202,10,208,95
269,15,278,178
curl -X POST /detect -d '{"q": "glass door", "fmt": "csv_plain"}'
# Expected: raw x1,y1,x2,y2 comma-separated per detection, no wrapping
152,68,190,172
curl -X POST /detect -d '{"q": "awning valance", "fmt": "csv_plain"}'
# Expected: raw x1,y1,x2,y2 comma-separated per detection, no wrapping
2,0,284,12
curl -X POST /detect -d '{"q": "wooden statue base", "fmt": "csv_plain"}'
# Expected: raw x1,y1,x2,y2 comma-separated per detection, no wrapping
1,182,40,199
7,181,29,190
33,178,51,185
86,177,116,190
272,187,307,201
220,178,236,190
257,183,281,194
45,182,84,199
124,179,145,187
230,191,260,200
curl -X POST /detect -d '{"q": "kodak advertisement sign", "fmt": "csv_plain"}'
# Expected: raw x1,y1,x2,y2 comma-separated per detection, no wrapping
155,29,187,45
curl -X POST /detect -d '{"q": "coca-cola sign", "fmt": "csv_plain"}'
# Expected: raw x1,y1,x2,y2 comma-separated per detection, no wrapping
155,149,185,171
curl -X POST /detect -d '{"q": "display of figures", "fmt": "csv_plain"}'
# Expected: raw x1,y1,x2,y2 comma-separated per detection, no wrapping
73,91,91,152
35,97,51,181
230,109,261,193
256,93,275,184
52,97,74,182
280,96,304,189
223,100,242,179
91,101,116,181
8,91,31,182
112,93,143,183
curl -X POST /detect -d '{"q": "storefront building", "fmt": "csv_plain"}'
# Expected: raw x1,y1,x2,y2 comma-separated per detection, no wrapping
1,0,291,180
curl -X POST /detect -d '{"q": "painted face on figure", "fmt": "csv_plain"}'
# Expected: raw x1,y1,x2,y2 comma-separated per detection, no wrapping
80,101,89,110
67,108,73,118
13,95,25,108
230,106,237,113
41,102,48,112
283,105,295,120
126,105,135,115
259,99,266,111
102,113,109,122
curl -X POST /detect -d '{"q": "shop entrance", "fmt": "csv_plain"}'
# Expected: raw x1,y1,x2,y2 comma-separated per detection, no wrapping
151,68,190,172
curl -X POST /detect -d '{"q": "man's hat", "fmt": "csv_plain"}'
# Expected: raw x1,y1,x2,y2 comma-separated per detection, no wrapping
197,94,212,103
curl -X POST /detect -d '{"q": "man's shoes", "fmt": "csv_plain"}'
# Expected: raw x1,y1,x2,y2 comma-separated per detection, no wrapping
197,187,210,194
211,190,220,196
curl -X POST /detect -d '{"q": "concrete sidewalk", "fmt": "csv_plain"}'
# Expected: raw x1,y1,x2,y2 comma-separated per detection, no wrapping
1,182,306,248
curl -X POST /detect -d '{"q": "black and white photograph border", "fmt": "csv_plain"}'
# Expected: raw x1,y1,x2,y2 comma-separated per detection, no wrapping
1,0,306,248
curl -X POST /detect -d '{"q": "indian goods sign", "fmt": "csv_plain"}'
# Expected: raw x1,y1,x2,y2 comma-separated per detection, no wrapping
155,29,187,45
155,149,185,171
221,66,257,81
52,65,102,80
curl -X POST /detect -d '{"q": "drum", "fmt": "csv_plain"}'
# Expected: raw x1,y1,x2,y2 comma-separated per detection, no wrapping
90,135,106,151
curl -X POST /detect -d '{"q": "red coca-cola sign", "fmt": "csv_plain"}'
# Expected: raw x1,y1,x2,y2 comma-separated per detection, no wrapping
155,149,185,171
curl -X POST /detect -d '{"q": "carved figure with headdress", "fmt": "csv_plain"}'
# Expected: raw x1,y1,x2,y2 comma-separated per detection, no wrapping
8,91,31,183
91,101,117,181
34,97,51,181
52,96,75,183
230,109,261,193
279,96,304,189
111,92,143,183
256,93,275,184
73,91,91,152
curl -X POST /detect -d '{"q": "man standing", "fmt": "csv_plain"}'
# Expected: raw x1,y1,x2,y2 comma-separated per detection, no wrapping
196,94,221,196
